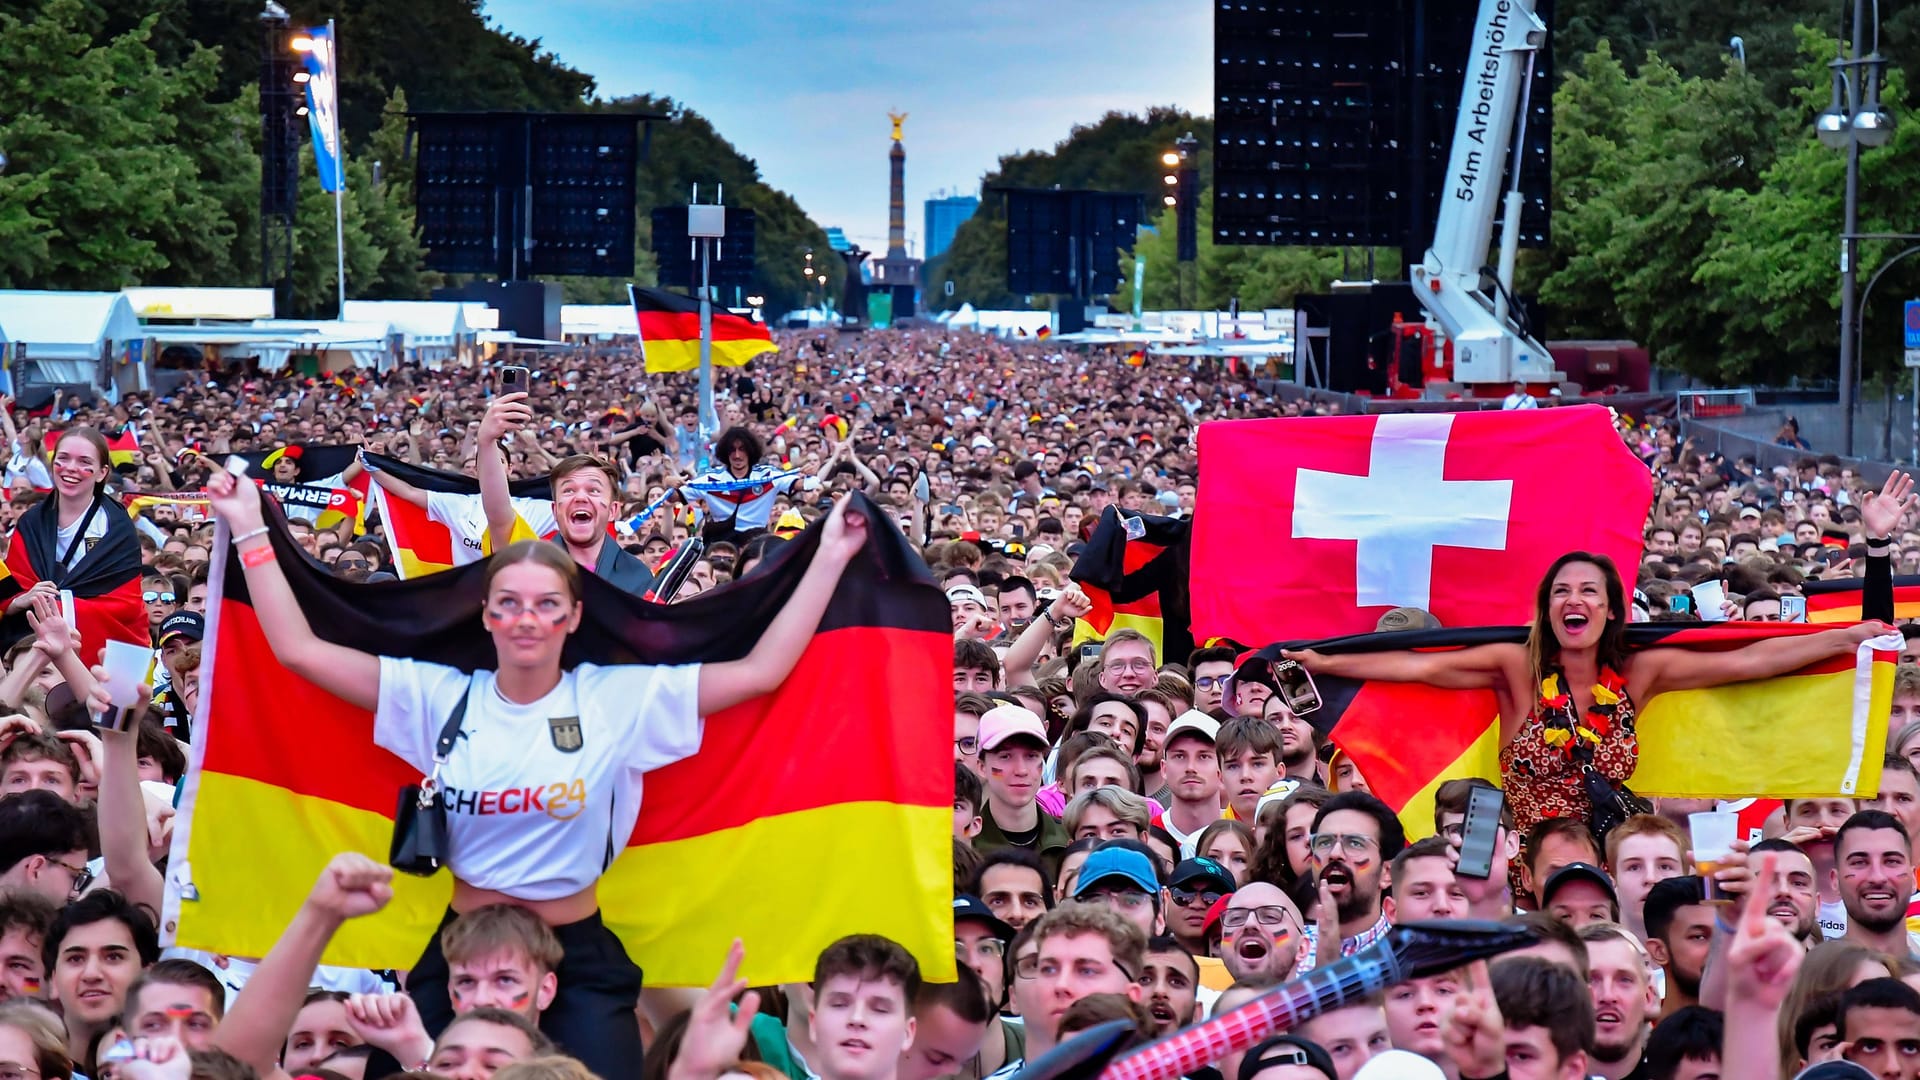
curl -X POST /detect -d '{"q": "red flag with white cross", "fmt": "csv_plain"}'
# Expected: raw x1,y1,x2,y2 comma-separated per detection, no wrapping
1190,405,1652,642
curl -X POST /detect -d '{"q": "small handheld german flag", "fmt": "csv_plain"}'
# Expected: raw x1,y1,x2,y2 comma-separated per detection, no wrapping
1125,349,1147,367
1036,326,1052,340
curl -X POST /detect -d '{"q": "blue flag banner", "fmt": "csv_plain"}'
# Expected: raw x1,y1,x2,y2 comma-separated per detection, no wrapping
300,25,344,193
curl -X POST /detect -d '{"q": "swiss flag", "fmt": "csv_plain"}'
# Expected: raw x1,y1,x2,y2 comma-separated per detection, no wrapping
1191,404,1653,642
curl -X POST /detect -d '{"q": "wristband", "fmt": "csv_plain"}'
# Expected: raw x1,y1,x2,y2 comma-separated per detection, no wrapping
232,526,269,546
1715,912,1737,934
241,545,277,569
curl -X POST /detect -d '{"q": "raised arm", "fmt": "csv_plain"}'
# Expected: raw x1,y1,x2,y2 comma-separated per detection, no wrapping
365,461,429,510
1861,470,1915,624
477,393,531,556
697,497,868,715
206,470,380,712
1002,585,1092,688
83,672,164,919
214,854,395,1080
1629,621,1888,700
1282,640,1524,692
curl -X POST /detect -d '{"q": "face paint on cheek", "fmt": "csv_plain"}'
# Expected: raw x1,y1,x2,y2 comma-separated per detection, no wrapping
485,608,515,630
509,991,530,1009
19,978,39,995
449,987,467,1008
1348,855,1373,873
548,612,569,627
1271,929,1294,950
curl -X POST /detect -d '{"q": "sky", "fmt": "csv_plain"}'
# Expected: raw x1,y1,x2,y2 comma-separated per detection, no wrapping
480,0,1212,255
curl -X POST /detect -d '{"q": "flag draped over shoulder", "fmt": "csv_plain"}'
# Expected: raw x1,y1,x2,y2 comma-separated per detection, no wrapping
363,453,550,578
168,493,955,986
1807,575,1920,624
1240,623,1899,835
1067,508,1194,666
630,285,777,374
2,497,146,649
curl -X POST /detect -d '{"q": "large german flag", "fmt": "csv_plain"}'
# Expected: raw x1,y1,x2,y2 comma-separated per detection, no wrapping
1068,508,1193,667
362,453,550,578
168,493,954,985
630,285,777,374
1240,623,1900,836
1807,575,1920,624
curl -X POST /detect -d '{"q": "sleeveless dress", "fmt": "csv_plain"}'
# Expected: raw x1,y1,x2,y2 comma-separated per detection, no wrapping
1499,667,1640,832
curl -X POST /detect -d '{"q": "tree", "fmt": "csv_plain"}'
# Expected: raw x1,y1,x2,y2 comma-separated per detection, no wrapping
1111,199,1374,313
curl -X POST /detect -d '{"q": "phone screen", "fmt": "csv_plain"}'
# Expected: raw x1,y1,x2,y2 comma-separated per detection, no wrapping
1270,659,1322,715
1456,785,1505,879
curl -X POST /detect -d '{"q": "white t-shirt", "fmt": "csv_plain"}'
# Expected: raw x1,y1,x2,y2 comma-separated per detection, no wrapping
5,445,49,492
54,507,109,569
424,491,557,566
375,657,703,899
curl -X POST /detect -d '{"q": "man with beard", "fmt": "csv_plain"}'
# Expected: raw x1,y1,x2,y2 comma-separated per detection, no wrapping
478,397,655,593
1261,694,1320,783
1139,936,1199,1038
1308,793,1402,957
1641,876,1712,1017
1696,837,1820,1014
1784,797,1860,939
1577,923,1657,1080
1836,809,1918,958
1220,883,1306,984
1133,687,1180,807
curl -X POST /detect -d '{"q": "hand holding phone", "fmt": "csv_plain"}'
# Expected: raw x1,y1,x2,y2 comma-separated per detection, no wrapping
1780,594,1808,623
499,366,530,396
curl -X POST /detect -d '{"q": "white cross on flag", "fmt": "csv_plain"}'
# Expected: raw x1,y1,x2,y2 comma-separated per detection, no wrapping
1190,404,1653,643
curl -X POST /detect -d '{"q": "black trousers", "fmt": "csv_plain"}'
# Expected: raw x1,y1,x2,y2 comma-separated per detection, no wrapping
406,907,645,1080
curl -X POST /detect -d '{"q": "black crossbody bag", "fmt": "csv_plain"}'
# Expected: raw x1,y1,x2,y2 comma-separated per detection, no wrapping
390,677,475,876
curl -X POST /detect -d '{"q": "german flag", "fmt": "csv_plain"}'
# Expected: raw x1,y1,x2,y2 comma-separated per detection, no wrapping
1125,349,1146,367
361,453,549,579
1241,622,1900,836
171,493,955,985
238,445,370,534
43,427,142,470
1806,575,1920,624
1036,326,1052,341
630,285,777,374
1068,508,1193,667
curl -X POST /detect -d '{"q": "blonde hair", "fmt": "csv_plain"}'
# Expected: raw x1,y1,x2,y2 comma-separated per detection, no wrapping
491,1057,603,1080
1063,785,1151,837
0,1003,71,1080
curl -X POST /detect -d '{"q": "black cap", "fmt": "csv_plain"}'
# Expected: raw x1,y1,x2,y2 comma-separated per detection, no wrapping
158,611,204,644
1170,856,1236,894
1238,1035,1335,1080
951,894,1013,942
1541,862,1619,906
1792,1063,1877,1080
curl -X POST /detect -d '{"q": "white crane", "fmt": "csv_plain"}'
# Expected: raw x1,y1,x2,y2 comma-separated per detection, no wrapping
1410,0,1560,390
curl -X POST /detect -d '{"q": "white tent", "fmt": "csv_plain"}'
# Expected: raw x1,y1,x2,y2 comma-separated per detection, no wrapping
341,301,491,365
247,320,396,371
123,287,275,322
0,291,142,386
561,304,639,338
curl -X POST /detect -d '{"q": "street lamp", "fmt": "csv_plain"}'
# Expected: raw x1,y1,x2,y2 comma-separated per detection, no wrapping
1823,0,1897,456
1163,133,1200,308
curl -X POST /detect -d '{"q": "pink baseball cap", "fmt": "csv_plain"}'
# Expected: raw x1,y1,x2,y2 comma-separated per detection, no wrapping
978,705,1049,752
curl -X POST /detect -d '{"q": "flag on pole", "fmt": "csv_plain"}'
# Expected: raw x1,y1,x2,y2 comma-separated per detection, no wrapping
1125,349,1146,367
1067,508,1194,666
1192,405,1652,643
1238,623,1900,835
630,286,777,374
169,493,955,986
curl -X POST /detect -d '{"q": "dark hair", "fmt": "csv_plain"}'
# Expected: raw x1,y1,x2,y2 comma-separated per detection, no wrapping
1433,777,1514,831
970,847,1056,905
716,426,765,470
955,761,983,814
1794,990,1844,1061
435,1007,554,1056
955,692,996,718
1527,551,1630,680
1,734,80,785
812,934,921,1002
735,532,785,577
1645,1005,1723,1080
1523,817,1600,877
953,839,982,897
1490,956,1595,1061
1840,978,1920,1038
484,540,584,604
127,958,228,1020
1501,911,1590,979
44,889,161,974
1836,809,1911,857
1057,992,1150,1039
954,638,1000,682
1186,645,1236,671
1389,835,1455,890
547,454,620,500
1145,934,1199,982
0,790,92,875
1311,791,1406,860
185,1049,257,1080
1064,694,1146,756
0,890,56,944
136,719,187,784
1643,875,1707,945
914,962,993,1026
999,576,1036,604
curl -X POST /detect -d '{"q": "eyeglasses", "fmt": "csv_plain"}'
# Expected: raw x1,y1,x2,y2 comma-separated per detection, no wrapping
49,857,92,897
1078,888,1153,911
1220,905,1296,930
1309,833,1379,856
957,938,1005,959
1194,675,1229,689
1170,887,1224,908
954,735,979,756
1106,659,1156,674
143,591,176,603
0,1062,43,1080
1014,954,1137,982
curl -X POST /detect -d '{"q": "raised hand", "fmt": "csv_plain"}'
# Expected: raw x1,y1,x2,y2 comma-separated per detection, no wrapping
24,593,74,657
344,992,433,1065
205,467,265,530
1052,583,1094,622
306,852,394,922
1863,469,1917,538
666,940,760,1080
1726,853,1803,1014
818,495,870,564
1443,961,1505,1080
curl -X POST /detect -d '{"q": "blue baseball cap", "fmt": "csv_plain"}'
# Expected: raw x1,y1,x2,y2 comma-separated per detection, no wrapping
1072,847,1159,898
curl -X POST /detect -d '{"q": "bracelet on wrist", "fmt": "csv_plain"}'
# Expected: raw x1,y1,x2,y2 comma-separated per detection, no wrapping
232,525,270,546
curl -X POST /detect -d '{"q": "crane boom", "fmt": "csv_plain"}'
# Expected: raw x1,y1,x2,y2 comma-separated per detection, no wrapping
1410,0,1557,388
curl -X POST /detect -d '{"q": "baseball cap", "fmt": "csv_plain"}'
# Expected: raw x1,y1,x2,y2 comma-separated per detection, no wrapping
1375,606,1441,632
946,584,989,608
158,612,205,645
1793,1064,1876,1080
1072,848,1159,897
1541,862,1619,907
1164,710,1220,747
1738,505,1763,519
1353,1050,1447,1080
952,894,1013,941
977,705,1048,753
1169,856,1236,895
1238,1036,1336,1080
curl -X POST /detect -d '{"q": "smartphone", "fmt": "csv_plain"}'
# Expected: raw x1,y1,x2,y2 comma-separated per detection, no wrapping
1782,490,1796,504
499,365,530,396
912,473,930,503
1781,594,1808,623
1670,592,1696,616
939,503,963,517
1456,785,1506,880
1012,523,1026,539
1269,658,1323,716
1079,643,1104,661
58,589,75,630
1697,508,1710,522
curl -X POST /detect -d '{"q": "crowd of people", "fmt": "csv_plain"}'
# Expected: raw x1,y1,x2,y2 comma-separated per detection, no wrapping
0,325,1916,1080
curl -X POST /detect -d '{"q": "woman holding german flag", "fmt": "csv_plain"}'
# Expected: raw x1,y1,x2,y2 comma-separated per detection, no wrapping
1,427,149,650
1283,470,1917,833
201,462,872,1077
